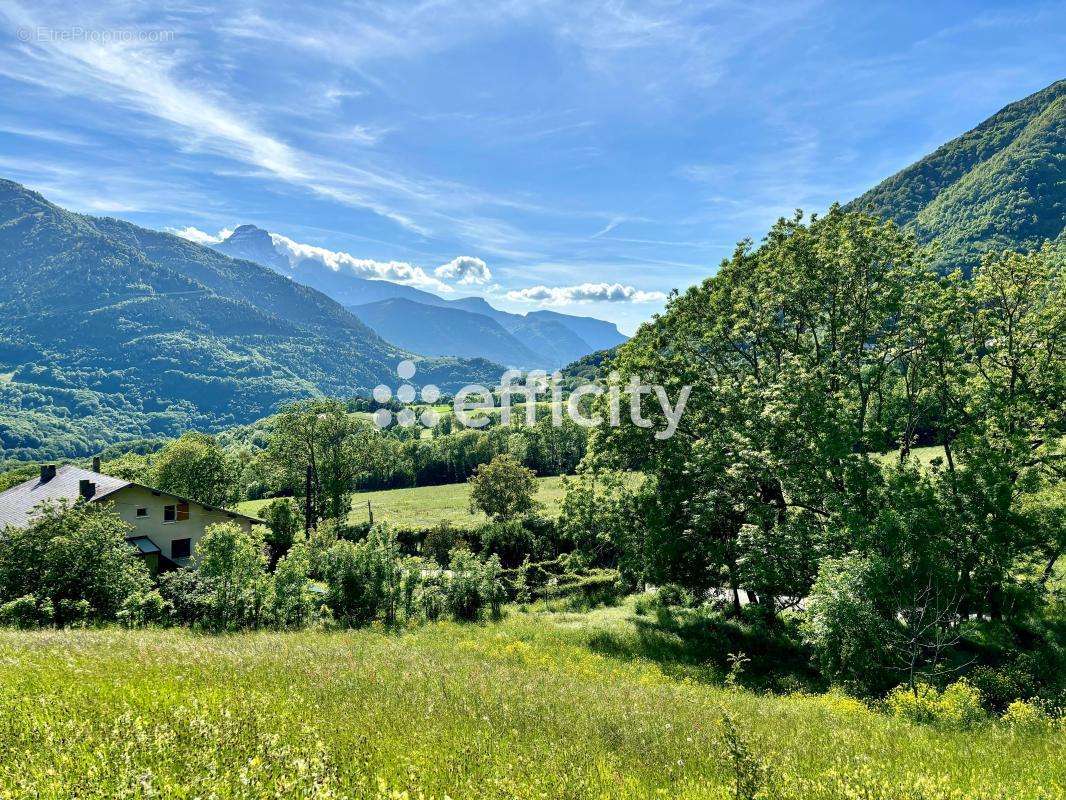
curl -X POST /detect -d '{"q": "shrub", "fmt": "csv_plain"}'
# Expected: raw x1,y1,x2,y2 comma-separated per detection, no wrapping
157,569,211,626
1001,699,1048,729
261,498,304,568
117,590,168,628
0,501,150,626
477,518,533,568
885,680,987,728
322,525,403,626
271,543,315,629
654,583,694,608
446,548,488,621
938,679,987,727
193,522,270,629
0,594,51,628
424,522,463,567
802,555,890,695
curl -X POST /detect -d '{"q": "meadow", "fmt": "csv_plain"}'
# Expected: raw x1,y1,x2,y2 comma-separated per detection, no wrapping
0,600,1061,799
236,447,945,532
239,474,575,530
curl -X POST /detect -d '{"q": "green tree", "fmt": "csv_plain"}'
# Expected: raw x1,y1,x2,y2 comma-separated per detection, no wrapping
151,432,237,507
262,498,304,569
599,207,936,613
267,400,377,525
0,501,150,625
468,454,538,521
321,525,403,625
193,522,268,629
271,542,315,629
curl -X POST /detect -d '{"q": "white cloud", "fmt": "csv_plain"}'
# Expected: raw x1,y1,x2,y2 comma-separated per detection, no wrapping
506,282,667,305
268,233,452,292
169,225,233,245
434,255,491,285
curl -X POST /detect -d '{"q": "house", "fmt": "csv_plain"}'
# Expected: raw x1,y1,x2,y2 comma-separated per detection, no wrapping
0,460,263,571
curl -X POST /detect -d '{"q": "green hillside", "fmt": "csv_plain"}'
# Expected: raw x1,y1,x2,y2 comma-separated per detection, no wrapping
0,180,501,459
850,79,1066,272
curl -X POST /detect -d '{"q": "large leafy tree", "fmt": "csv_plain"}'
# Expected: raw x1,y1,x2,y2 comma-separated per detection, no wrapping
267,399,378,525
598,207,936,612
151,432,238,507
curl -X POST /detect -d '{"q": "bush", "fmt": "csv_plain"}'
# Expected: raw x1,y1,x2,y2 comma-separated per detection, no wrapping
261,498,304,569
424,522,464,567
0,501,150,626
477,518,533,568
443,548,505,622
194,522,270,629
0,594,52,628
117,590,168,628
322,525,403,626
1001,699,1048,729
271,543,315,629
157,569,211,626
885,680,987,728
655,583,695,608
802,555,890,695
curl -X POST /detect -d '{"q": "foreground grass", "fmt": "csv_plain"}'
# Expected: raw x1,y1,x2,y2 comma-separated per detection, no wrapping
0,608,1061,799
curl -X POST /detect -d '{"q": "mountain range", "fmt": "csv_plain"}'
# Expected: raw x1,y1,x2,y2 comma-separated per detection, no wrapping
0,181,500,459
213,224,627,369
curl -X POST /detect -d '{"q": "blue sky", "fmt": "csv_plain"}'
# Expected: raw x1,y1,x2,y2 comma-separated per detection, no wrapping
0,1,1062,333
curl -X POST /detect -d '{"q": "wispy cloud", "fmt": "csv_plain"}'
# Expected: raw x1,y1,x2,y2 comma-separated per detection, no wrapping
507,282,666,305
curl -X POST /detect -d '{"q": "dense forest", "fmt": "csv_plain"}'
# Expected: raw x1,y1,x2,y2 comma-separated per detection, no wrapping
850,78,1065,274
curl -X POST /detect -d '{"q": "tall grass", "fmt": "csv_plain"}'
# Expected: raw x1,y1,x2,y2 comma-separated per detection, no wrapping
0,610,1061,799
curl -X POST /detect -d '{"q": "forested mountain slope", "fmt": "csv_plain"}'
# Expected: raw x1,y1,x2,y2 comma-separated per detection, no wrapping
849,79,1065,272
0,181,499,459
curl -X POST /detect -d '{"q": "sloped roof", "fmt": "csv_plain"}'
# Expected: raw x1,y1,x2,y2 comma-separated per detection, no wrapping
126,536,161,555
0,466,130,529
0,465,263,529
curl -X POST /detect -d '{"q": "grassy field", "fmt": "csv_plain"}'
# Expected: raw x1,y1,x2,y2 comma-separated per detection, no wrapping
237,447,949,531
0,601,1061,799
239,474,576,530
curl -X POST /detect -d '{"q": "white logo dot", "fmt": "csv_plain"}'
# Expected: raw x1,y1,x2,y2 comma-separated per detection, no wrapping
397,360,416,380
421,384,441,404
397,408,416,427
373,408,393,428
396,384,416,404
372,384,392,403
420,409,439,428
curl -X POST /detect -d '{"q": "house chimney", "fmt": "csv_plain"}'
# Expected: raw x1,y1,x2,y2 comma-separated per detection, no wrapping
92,456,101,473
39,464,56,483
79,479,96,500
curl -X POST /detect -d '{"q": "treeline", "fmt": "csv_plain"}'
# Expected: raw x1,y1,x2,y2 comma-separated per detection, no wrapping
568,208,1064,708
44,401,589,512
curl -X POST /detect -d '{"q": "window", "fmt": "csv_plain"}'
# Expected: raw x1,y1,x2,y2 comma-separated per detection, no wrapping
163,502,190,523
171,538,192,559
135,508,148,518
